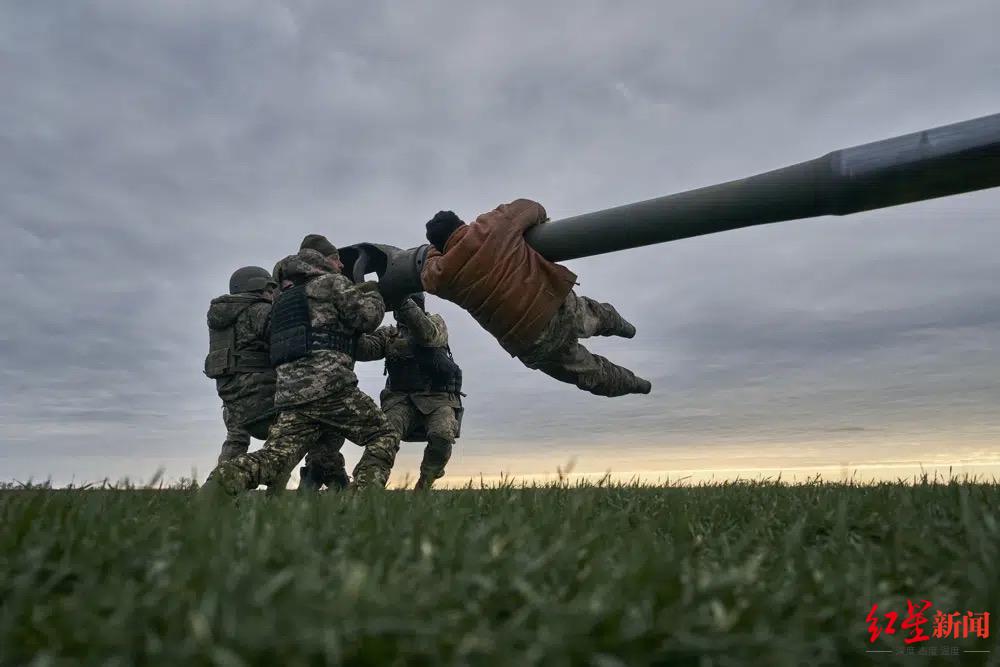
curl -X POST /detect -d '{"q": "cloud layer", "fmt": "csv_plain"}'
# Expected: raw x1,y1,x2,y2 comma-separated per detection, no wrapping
3,1,999,484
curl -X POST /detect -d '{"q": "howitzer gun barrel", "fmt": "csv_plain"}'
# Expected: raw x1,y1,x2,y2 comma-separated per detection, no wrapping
528,112,1000,262
341,112,1000,301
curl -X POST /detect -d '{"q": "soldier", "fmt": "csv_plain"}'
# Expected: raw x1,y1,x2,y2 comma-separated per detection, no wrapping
421,199,651,397
356,293,463,490
200,235,400,497
205,266,276,464
205,266,349,490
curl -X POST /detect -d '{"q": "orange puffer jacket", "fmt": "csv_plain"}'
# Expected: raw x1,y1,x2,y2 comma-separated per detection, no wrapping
421,199,577,356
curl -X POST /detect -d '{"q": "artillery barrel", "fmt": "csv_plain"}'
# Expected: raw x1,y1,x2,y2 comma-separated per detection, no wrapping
342,112,1000,300
527,112,1000,262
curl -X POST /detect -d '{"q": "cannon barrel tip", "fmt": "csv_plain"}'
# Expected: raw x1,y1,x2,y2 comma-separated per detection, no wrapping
339,242,429,308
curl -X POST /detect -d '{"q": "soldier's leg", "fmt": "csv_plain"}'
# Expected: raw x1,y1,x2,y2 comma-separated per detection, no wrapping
383,401,418,443
205,410,320,496
416,406,458,490
571,292,637,340
327,447,351,490
301,436,349,491
218,406,251,464
535,342,651,397
315,388,400,489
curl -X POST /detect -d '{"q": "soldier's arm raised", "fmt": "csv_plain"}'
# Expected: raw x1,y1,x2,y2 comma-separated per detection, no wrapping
328,275,386,334
394,299,447,347
503,198,548,233
355,326,393,361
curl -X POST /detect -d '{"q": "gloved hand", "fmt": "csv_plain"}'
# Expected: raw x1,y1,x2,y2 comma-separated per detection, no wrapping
392,292,424,318
392,297,421,325
357,280,402,310
395,296,418,314
356,280,382,294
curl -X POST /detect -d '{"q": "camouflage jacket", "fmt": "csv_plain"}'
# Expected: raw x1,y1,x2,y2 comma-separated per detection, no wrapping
206,294,277,427
271,249,386,407
357,301,461,414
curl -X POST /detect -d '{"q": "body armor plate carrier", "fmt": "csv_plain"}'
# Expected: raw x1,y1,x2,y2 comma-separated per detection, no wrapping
270,285,358,367
385,343,463,394
204,303,272,379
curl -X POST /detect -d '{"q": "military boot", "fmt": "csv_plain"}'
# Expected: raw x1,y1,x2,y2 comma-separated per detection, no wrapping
297,466,322,493
416,442,450,491
194,474,236,505
603,314,636,339
589,300,637,339
570,354,651,398
327,469,351,491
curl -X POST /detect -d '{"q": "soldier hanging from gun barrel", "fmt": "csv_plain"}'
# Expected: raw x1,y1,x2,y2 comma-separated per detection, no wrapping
421,199,650,398
341,115,1000,403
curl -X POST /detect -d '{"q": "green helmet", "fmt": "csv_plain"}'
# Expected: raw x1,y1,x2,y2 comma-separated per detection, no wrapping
229,266,275,294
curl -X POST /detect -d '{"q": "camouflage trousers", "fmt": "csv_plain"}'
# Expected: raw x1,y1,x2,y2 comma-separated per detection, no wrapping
218,405,254,464
207,387,399,494
218,405,348,488
384,402,459,489
519,291,650,397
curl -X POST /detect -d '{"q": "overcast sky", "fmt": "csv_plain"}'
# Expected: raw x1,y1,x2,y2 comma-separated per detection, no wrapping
3,0,1000,486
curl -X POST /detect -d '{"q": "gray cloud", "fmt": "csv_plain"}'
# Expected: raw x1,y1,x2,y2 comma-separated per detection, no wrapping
2,0,999,484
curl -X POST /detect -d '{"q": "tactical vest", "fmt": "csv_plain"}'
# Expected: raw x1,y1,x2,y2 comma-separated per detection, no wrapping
269,285,358,366
204,303,272,379
385,334,463,394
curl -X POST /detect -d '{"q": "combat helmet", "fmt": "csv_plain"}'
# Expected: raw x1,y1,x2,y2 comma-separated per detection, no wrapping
229,266,276,294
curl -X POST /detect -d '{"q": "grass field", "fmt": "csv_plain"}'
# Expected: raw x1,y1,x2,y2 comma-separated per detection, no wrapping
1,479,998,666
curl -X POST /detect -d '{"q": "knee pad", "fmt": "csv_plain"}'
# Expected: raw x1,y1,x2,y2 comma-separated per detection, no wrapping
426,433,454,449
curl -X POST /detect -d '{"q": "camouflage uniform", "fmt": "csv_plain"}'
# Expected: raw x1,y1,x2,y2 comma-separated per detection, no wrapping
518,291,647,398
204,249,399,495
206,291,349,489
357,299,462,489
206,292,275,462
